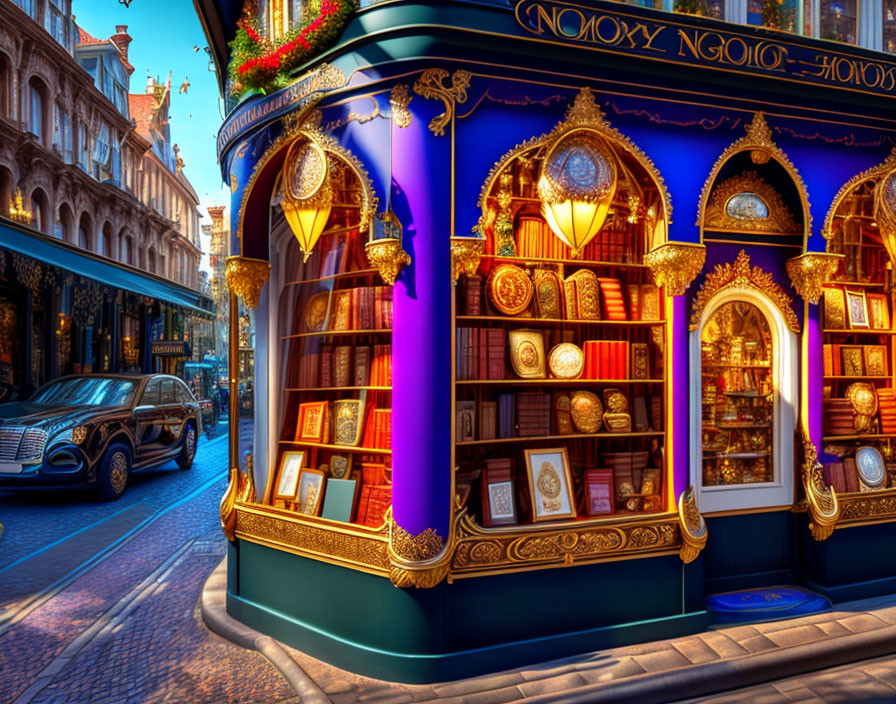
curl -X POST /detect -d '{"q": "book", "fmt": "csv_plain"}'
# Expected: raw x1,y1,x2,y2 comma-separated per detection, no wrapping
333,399,365,446
353,346,370,387
456,400,475,442
498,393,516,438
334,346,352,387
487,329,506,380
626,283,640,321
843,457,860,493
584,469,614,516
319,345,333,387
516,392,551,437
463,276,483,316
598,277,627,321
321,478,359,522
356,484,392,527
479,401,497,441
372,408,392,449
640,284,660,321
822,344,833,377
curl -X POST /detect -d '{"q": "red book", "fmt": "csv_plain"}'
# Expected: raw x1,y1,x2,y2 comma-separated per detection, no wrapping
488,329,506,380
363,486,392,527
599,341,610,380
383,288,393,328
375,287,384,329
619,341,629,379
350,288,360,331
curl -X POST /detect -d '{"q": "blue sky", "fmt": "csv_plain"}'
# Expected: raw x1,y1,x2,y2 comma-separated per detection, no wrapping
72,0,230,267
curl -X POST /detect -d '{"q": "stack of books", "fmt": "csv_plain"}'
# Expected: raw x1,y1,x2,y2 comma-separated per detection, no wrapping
456,328,507,380
516,392,551,437
583,340,629,379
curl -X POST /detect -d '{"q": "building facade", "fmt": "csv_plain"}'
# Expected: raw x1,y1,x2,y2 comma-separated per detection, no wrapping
204,204,230,370
201,0,896,685
0,0,213,399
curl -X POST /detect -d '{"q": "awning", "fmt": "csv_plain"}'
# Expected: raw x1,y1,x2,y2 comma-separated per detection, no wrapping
0,219,214,315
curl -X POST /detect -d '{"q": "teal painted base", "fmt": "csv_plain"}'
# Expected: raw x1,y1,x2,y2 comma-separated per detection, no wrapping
228,541,710,683
803,517,896,603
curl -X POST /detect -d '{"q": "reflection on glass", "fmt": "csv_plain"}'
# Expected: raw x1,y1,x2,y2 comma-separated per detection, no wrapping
701,301,775,486
747,0,799,31
820,0,857,43
886,0,896,52
726,192,770,221
674,0,724,19
239,300,255,475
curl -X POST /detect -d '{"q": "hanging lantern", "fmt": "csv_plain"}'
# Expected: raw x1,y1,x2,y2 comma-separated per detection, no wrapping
538,130,617,258
280,136,333,263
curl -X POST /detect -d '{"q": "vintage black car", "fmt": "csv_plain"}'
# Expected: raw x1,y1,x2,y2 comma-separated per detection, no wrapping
0,373,201,500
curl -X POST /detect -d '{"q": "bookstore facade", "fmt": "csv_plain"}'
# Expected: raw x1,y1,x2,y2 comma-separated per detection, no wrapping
206,0,896,683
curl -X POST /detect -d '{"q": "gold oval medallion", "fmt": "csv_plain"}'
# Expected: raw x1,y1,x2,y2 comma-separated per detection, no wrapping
549,343,584,379
570,390,603,433
487,264,534,316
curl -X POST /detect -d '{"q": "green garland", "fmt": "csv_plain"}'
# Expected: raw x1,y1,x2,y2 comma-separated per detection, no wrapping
227,0,356,97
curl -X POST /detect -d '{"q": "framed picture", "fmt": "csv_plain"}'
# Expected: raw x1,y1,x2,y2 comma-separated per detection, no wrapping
846,289,870,329
864,345,888,377
296,401,329,443
523,447,576,522
584,469,613,516
274,451,305,501
840,345,865,377
823,287,846,330
856,446,886,490
867,293,891,330
482,479,518,526
329,454,352,479
296,468,326,516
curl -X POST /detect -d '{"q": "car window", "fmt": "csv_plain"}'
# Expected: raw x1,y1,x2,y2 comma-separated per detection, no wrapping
140,380,160,406
176,382,194,403
32,377,138,406
160,379,176,405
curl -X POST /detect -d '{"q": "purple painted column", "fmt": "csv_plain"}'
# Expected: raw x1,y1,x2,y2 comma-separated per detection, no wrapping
672,295,690,500
390,111,452,539
806,302,823,448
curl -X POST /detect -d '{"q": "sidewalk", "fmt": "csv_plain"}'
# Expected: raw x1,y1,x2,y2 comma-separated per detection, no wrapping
202,562,896,703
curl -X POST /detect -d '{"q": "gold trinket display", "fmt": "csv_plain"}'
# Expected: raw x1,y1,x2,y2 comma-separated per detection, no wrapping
509,329,546,378
602,388,632,433
846,383,878,434
487,264,534,316
570,391,603,433
533,269,564,319
548,343,584,379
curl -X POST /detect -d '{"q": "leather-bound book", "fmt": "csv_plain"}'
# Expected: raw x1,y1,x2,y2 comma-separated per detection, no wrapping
843,457,860,493
626,283,641,321
383,287,393,329
464,276,483,316
359,286,374,331
584,469,614,516
498,393,516,438
650,396,662,432
878,389,896,434
375,286,384,329
633,397,649,432
564,278,579,320
822,344,833,376
832,344,842,376
599,341,611,379
353,346,370,387
829,462,847,493
319,345,333,387
477,328,489,380
516,392,550,437
487,329,506,380
479,401,497,441
334,346,352,387
598,277,627,321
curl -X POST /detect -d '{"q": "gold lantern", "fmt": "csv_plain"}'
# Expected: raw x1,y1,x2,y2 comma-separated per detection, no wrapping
280,136,333,263
538,130,617,258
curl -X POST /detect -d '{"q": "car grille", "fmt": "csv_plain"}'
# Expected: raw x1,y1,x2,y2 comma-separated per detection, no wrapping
0,427,48,463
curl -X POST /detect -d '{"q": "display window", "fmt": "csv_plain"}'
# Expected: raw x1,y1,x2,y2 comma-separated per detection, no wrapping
819,0,857,44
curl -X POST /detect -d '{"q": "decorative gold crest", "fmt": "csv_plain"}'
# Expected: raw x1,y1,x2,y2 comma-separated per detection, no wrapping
704,172,799,234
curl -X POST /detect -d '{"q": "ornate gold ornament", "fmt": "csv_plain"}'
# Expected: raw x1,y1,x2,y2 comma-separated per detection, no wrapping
9,188,32,224
677,486,707,564
220,465,257,542
225,256,271,310
450,236,486,283
388,516,454,589
390,84,412,128
704,172,799,234
412,69,471,136
785,252,844,304
644,241,706,296
475,88,672,248
696,113,811,238
11,253,43,299
822,148,896,241
837,490,896,526
365,237,411,286
801,427,839,541
690,250,800,333
280,134,333,262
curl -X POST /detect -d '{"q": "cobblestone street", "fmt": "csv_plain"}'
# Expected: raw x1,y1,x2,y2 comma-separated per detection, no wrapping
0,430,296,704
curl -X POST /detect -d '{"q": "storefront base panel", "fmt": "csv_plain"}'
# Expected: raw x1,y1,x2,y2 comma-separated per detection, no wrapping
803,519,896,603
227,541,711,683
703,512,799,595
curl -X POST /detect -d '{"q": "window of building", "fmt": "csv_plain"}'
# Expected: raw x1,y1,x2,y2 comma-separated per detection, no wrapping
55,204,74,241
885,0,896,51
45,1,67,46
77,120,89,170
747,0,799,31
78,215,92,250
30,189,49,234
15,0,36,19
93,123,111,179
820,0,857,43
0,54,10,118
28,78,47,144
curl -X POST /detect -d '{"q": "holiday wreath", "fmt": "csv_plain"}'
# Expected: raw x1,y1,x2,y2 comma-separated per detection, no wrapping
228,0,356,97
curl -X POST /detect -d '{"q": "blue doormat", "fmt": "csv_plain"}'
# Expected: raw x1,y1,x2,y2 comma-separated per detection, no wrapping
705,585,832,626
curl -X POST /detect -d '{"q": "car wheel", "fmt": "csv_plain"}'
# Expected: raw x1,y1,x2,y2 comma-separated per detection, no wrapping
98,444,131,501
177,423,197,471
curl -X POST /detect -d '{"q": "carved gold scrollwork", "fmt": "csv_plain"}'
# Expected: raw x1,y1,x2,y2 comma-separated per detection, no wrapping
690,250,800,333
220,465,258,543
388,513,454,589
450,236,486,283
644,242,706,297
786,252,844,304
365,238,411,286
704,172,799,234
801,427,839,541
677,486,707,564
822,148,896,241
225,256,270,310
413,69,471,137
390,84,412,128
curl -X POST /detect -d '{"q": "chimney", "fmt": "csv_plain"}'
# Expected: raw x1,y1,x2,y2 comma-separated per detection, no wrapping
110,25,134,76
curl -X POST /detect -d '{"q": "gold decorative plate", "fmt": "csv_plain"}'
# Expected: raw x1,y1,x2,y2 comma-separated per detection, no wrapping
487,264,534,316
548,343,584,379
509,329,546,379
570,390,603,433
603,388,629,413
303,291,330,332
533,269,564,319
846,382,878,416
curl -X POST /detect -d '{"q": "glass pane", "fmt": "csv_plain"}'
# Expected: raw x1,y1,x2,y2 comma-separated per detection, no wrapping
141,380,159,406
674,0,724,20
746,0,799,32
160,379,176,405
885,0,896,52
820,0,857,43
701,301,774,486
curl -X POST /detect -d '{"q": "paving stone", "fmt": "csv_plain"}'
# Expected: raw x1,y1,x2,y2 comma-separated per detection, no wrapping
717,624,760,641
816,621,852,638
517,672,588,697
671,636,721,665
698,632,750,659
577,657,646,684
763,624,827,648
631,647,691,673
431,673,525,697
836,613,889,634
422,684,524,704
738,634,778,654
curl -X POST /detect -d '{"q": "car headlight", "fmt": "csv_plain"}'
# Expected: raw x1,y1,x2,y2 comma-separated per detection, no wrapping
72,426,88,445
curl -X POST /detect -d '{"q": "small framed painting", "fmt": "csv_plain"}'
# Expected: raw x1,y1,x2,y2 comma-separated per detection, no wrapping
523,447,576,522
867,293,891,330
274,451,305,501
296,468,326,516
864,345,888,377
856,446,886,490
846,290,870,329
840,345,865,377
483,479,518,527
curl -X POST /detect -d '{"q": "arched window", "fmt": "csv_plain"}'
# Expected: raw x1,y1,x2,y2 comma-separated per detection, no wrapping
28,77,49,145
56,203,74,241
0,53,11,119
148,247,157,274
123,234,134,265
30,188,49,234
100,222,113,257
78,213,93,250
0,166,12,217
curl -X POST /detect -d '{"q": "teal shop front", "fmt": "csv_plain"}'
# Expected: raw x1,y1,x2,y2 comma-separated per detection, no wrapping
198,0,896,683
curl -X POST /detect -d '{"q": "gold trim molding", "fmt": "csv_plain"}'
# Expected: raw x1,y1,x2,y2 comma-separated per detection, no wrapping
704,172,799,234
785,252,844,304
836,489,896,528
225,256,271,310
365,238,411,286
644,241,706,296
696,113,811,242
689,249,800,333
801,428,839,540
450,236,486,282
388,516,454,589
390,84,412,128
412,69,471,136
221,466,257,542
677,486,707,564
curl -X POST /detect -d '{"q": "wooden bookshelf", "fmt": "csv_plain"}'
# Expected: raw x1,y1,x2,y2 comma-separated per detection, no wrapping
457,431,664,446
280,440,392,454
456,315,665,327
